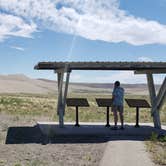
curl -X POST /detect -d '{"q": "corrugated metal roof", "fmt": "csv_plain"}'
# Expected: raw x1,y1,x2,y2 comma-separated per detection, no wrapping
34,61,166,72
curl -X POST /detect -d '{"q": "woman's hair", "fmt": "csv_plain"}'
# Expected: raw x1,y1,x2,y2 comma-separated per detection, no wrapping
114,81,120,87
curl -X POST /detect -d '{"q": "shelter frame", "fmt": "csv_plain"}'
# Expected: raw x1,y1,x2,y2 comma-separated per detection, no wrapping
35,62,166,129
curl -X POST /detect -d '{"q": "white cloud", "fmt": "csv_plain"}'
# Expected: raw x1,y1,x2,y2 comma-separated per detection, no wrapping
138,57,153,62
1,0,166,45
0,13,37,41
11,46,25,51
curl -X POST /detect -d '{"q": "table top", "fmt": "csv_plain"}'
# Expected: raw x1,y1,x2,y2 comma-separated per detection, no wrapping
96,98,113,107
66,98,89,107
125,99,151,108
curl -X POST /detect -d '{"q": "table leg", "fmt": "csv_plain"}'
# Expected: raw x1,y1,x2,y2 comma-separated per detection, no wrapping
75,106,80,127
135,107,140,128
105,107,110,127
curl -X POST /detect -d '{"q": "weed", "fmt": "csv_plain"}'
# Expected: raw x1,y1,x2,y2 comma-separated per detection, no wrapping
0,160,5,164
83,154,92,161
31,160,46,166
14,164,22,166
146,133,166,165
158,135,166,142
150,132,158,142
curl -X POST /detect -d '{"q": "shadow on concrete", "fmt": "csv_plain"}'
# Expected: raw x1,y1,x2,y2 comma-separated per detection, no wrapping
5,124,166,145
5,125,111,144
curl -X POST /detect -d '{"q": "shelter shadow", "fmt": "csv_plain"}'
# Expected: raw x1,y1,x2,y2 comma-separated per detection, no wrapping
5,125,166,145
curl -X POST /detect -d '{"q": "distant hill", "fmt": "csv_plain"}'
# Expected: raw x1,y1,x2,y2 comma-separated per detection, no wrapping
0,74,160,95
0,74,57,94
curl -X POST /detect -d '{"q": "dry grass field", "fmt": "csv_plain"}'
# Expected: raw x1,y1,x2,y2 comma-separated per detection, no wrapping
0,93,165,124
0,92,165,166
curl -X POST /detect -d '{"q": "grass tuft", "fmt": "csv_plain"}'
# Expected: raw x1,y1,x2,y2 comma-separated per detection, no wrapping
146,133,166,165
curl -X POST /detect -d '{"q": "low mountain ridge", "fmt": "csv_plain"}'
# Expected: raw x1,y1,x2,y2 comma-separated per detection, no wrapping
0,74,158,95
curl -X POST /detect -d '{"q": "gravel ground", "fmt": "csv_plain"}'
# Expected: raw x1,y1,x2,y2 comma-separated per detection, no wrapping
0,113,107,166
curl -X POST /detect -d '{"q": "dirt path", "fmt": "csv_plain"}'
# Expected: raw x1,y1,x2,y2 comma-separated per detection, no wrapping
99,138,155,166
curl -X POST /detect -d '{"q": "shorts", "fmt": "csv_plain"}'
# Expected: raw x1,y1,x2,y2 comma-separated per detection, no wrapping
112,105,124,113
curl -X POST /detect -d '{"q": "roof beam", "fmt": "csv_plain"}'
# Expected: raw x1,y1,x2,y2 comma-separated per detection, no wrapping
135,69,166,74
35,61,166,71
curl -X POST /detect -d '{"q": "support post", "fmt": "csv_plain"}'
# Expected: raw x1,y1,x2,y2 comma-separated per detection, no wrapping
63,72,70,113
147,74,161,129
156,77,166,110
57,72,62,115
57,71,64,127
56,68,71,128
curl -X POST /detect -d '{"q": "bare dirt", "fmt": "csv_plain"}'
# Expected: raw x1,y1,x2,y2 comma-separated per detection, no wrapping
0,113,107,166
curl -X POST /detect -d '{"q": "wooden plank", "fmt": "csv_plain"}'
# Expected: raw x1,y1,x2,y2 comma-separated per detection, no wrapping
57,72,64,127
147,74,157,113
158,94,166,111
62,72,71,114
135,69,166,74
34,61,166,71
56,70,71,127
156,77,166,110
146,74,161,129
57,72,62,115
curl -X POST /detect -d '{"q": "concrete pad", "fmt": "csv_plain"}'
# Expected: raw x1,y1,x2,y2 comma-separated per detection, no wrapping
36,122,166,166
37,122,166,137
99,140,155,166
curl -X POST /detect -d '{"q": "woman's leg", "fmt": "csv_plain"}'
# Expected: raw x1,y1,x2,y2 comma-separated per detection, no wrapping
119,106,124,128
113,110,118,126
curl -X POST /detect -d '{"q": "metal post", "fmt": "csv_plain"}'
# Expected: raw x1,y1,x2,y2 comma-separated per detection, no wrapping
75,106,80,127
105,107,110,127
147,74,161,129
135,107,140,128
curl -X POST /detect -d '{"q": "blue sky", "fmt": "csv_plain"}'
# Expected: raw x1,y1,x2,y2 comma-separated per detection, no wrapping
0,0,166,83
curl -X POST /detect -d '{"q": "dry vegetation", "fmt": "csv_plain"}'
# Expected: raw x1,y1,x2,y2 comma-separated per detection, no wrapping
0,93,165,124
0,93,108,166
0,93,165,166
146,132,166,166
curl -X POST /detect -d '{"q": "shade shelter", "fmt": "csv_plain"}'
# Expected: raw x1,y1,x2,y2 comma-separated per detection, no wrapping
34,61,166,129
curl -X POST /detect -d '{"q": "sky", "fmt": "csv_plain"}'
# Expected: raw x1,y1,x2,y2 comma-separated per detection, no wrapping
0,0,166,84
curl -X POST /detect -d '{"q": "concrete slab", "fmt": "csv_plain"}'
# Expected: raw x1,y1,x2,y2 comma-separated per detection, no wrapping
99,140,155,166
36,122,166,166
37,122,166,137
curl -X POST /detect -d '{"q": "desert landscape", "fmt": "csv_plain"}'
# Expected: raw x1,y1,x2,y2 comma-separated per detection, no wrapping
0,74,161,95
1,0,166,165
0,74,165,166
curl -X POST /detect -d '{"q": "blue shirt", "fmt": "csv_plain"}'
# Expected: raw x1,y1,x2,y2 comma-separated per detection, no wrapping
112,87,124,106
